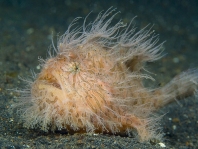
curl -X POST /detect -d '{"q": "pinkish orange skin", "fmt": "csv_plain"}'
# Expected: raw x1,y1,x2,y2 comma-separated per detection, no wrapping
31,44,152,140
15,8,198,142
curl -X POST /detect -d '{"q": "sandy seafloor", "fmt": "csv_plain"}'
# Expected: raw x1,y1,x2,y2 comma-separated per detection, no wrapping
0,0,198,148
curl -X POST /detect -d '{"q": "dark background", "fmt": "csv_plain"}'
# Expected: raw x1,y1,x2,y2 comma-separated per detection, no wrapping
0,0,198,148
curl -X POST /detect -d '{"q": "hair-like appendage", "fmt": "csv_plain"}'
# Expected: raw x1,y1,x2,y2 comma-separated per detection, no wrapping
13,8,198,142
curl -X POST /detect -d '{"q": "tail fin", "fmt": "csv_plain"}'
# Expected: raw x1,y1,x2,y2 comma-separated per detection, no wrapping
154,69,198,108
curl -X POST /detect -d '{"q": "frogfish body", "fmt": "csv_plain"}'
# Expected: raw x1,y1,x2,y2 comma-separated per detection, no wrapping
15,8,198,142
